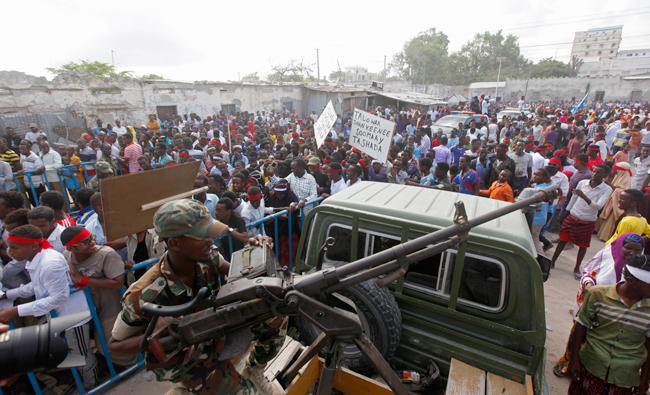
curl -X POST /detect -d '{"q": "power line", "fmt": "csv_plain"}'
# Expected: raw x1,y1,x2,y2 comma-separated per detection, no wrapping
505,10,650,31
501,7,650,30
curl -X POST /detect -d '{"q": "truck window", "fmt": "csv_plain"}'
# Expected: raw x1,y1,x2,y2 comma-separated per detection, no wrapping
448,251,506,310
325,225,367,262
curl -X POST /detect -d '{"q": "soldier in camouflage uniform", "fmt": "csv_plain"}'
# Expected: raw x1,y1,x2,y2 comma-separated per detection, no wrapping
109,199,285,394
86,161,114,192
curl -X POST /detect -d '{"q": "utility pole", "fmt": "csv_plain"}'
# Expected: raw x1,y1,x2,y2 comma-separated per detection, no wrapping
111,49,115,66
383,55,387,81
316,48,320,84
495,57,506,99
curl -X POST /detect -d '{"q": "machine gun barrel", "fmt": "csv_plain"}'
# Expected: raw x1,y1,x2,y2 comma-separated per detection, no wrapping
294,185,558,295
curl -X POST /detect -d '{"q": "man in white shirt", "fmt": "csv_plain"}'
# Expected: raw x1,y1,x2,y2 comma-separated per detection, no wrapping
487,119,499,143
324,162,347,197
27,206,65,253
286,159,318,205
551,164,612,276
240,186,274,237
113,119,128,137
39,141,63,193
531,146,548,173
17,140,44,206
25,123,45,153
532,120,543,143
0,224,69,321
632,146,650,190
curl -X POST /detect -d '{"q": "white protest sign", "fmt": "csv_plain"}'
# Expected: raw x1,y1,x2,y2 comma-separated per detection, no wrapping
349,108,395,163
313,100,337,148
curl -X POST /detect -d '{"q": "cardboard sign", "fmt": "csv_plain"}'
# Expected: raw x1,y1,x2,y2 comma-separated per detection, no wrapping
313,100,337,148
101,161,200,241
349,109,395,163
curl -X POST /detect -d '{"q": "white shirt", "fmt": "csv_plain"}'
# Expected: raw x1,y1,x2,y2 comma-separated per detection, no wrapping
47,224,66,253
531,152,546,173
85,213,106,245
241,201,274,237
6,248,69,318
487,123,498,142
481,100,489,114
286,172,318,201
0,160,15,190
632,156,650,190
532,125,543,142
40,149,63,184
330,178,347,195
565,179,612,222
113,126,128,136
550,171,569,207
25,131,44,153
20,151,43,186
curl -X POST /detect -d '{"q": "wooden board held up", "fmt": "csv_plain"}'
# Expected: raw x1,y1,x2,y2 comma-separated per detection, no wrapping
101,161,200,241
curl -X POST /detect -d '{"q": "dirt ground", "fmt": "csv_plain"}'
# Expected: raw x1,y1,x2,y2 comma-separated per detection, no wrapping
105,231,602,395
543,232,606,395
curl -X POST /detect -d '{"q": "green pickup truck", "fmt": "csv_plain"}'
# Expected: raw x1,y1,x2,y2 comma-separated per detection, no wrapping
294,182,548,393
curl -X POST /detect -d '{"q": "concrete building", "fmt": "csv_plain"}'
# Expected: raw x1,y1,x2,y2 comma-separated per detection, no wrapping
571,26,622,63
579,48,650,77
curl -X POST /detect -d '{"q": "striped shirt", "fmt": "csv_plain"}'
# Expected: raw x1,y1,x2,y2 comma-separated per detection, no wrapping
577,284,650,388
0,149,20,174
57,213,77,228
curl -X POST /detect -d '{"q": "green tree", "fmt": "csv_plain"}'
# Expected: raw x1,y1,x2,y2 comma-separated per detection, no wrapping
447,31,530,84
390,28,450,84
328,70,346,82
241,72,260,82
529,58,576,78
267,60,315,83
47,60,135,79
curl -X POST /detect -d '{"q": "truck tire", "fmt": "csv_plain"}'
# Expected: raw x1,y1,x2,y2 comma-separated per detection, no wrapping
295,280,401,374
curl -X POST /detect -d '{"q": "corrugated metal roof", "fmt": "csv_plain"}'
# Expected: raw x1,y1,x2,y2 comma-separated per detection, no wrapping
373,91,446,106
320,182,536,257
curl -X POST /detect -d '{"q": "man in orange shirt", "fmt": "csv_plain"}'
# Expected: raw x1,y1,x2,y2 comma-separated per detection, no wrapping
479,169,515,202
146,114,160,135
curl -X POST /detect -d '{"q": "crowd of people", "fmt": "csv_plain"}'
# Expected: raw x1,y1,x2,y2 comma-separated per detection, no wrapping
1,96,650,392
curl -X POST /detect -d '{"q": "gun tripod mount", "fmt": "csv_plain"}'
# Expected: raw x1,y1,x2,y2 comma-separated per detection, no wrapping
281,290,408,395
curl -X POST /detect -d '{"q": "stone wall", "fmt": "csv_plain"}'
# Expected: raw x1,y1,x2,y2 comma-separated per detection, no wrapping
216,83,304,114
499,76,650,103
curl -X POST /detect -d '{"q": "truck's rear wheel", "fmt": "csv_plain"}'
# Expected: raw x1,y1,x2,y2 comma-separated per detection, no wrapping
295,280,401,374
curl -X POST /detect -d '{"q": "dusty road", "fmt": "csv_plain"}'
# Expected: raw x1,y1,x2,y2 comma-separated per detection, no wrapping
543,234,606,395
106,232,603,394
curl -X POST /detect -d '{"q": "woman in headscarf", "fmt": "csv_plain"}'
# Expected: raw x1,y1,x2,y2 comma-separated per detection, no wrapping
553,232,645,377
605,188,650,244
596,162,632,241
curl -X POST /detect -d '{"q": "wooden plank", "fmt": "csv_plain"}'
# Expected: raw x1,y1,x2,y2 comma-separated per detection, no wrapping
486,372,527,395
263,338,302,382
525,375,534,395
446,358,486,395
286,355,321,395
101,161,200,241
332,365,393,395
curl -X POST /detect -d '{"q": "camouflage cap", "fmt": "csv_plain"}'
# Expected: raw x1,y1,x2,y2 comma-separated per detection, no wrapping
153,198,228,240
95,161,114,176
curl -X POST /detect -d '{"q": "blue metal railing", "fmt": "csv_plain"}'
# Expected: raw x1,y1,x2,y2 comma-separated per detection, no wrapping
2,197,324,394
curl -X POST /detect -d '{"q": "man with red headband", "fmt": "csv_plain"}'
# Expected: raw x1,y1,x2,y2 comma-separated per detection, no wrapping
0,224,68,323
240,186,274,237
587,144,604,170
62,225,127,366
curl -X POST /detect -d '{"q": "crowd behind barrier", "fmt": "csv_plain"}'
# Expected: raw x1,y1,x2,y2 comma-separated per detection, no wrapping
0,193,324,395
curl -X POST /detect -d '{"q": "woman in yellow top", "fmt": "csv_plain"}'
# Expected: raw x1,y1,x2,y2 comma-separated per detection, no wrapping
606,188,650,245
